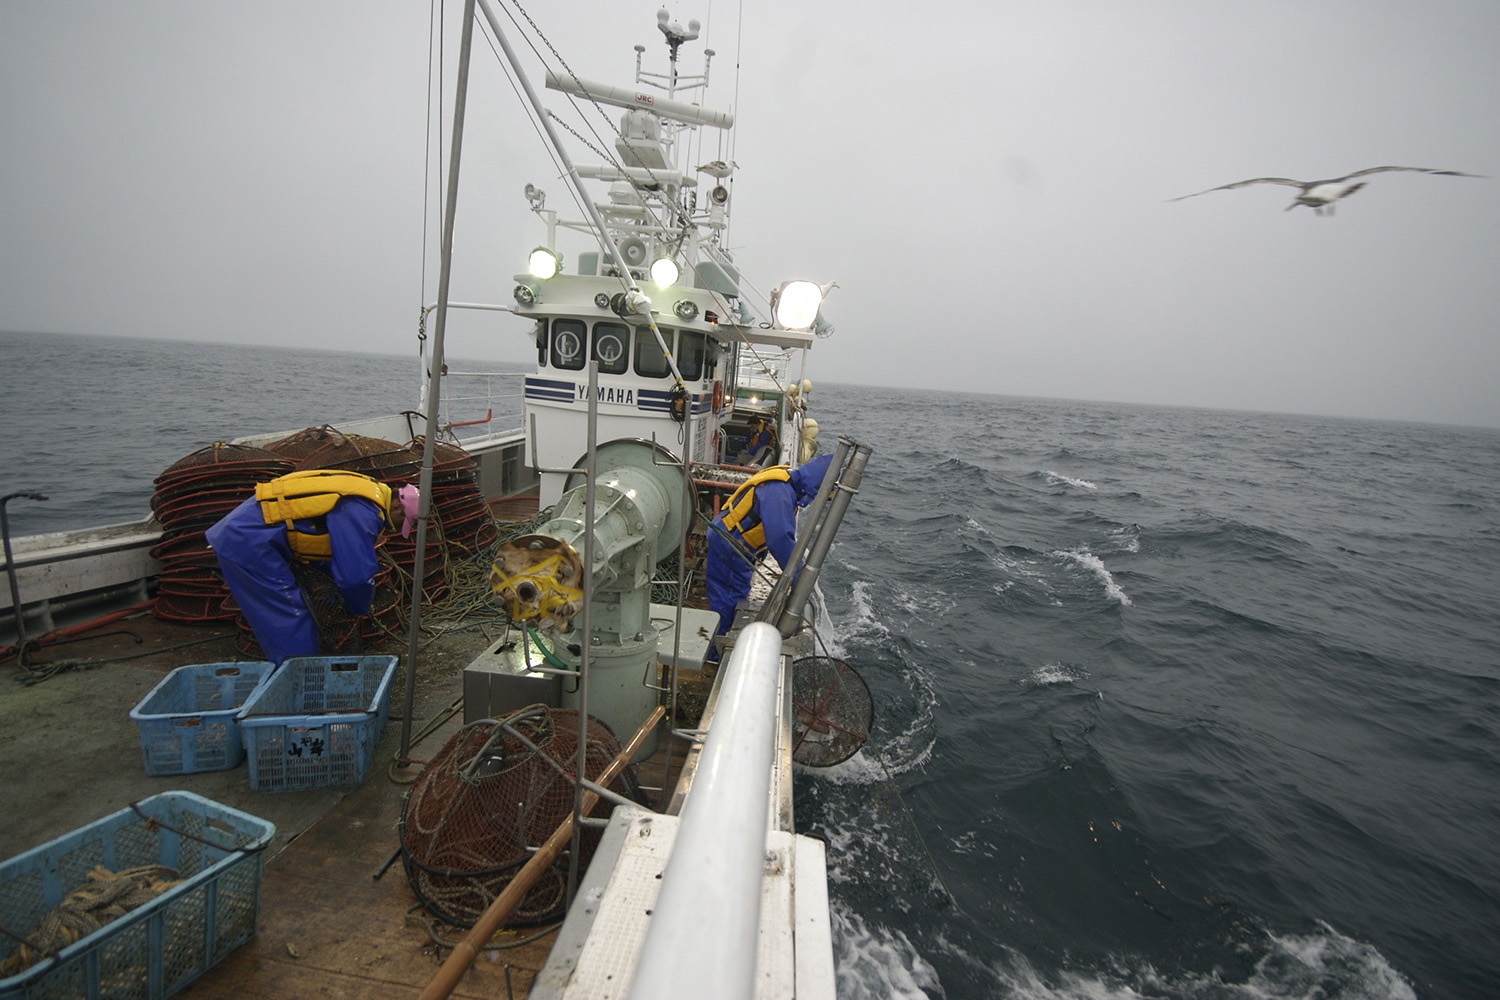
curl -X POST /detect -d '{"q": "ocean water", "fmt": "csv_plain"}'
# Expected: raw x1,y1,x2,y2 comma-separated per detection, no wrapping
4,330,1499,999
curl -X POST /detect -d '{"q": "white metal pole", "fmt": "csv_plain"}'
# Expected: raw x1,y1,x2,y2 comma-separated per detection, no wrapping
625,622,783,1000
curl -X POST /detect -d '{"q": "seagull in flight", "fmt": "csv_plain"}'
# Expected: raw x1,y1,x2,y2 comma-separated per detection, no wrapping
1168,165,1483,215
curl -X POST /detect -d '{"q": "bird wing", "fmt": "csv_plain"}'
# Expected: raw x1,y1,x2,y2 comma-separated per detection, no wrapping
1340,165,1486,180
1167,177,1307,201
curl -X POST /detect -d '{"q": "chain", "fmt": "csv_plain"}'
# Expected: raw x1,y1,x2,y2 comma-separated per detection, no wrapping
506,0,672,196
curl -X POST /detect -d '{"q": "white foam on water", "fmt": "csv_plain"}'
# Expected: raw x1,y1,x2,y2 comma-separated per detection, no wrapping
1056,547,1132,606
1023,662,1090,687
1106,525,1141,554
934,921,1418,1000
831,903,944,1000
1244,920,1417,1000
1045,470,1098,491
840,579,887,643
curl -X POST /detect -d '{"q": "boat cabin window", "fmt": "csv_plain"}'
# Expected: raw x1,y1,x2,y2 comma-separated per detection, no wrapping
635,325,674,378
678,330,707,380
550,319,586,371
706,338,720,379
592,322,630,375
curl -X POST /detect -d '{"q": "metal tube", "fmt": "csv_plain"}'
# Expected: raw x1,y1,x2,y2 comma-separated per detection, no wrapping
625,622,783,1000
662,392,696,792
1,493,48,650
399,0,476,766
778,440,871,636
568,361,600,906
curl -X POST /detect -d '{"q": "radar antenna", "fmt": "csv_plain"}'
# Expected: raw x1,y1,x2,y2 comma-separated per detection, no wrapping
656,8,701,89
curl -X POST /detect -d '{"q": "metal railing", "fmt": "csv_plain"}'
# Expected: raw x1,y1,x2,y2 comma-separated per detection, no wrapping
437,370,528,439
625,621,784,1000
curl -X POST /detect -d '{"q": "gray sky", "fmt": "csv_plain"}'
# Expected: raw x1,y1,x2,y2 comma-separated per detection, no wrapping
3,1,1497,428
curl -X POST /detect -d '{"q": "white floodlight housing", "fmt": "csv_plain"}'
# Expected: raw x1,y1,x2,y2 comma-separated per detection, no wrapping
527,247,561,280
674,299,699,320
514,283,538,306
650,256,681,287
772,280,823,331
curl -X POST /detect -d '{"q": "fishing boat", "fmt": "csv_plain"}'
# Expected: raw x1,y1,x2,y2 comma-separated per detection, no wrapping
0,3,874,997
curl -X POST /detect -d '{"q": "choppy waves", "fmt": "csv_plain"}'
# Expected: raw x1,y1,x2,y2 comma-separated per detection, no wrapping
806,383,1500,1000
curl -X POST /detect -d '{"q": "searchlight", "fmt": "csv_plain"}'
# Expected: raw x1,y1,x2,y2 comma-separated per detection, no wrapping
528,247,562,280
650,256,681,287
771,280,824,331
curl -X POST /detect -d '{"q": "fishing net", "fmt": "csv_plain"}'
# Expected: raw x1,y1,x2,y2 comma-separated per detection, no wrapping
262,425,349,463
151,443,293,624
790,656,873,767
294,433,422,482
409,436,499,557
399,707,640,928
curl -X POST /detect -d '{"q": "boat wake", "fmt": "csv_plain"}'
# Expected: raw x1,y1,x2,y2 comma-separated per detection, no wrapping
830,904,942,1000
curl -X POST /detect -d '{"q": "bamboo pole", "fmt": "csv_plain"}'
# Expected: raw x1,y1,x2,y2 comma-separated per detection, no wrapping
417,705,667,1000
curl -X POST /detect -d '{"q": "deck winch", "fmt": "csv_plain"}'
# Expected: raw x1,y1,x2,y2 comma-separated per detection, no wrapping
486,438,688,757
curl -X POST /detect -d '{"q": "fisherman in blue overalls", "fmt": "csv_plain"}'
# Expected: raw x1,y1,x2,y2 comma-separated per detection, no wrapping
705,453,833,646
206,470,419,664
736,418,776,466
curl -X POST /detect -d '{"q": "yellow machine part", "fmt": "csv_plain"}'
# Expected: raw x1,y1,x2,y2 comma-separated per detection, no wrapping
489,535,585,630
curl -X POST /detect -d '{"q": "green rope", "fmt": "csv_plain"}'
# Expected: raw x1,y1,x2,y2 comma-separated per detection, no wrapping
12,632,236,687
877,754,959,909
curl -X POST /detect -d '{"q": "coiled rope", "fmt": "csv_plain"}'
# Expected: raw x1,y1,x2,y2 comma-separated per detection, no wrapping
0,865,182,975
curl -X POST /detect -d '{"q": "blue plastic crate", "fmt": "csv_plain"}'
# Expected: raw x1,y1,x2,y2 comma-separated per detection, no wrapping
236,655,399,793
129,662,276,776
0,790,275,999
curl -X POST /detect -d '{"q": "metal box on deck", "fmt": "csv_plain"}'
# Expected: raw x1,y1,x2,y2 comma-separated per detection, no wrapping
649,602,720,673
0,790,275,1000
462,635,562,724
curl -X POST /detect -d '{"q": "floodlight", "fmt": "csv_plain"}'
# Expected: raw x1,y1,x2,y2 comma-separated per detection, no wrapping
527,247,561,280
674,299,699,320
772,280,823,331
514,283,537,306
651,256,681,287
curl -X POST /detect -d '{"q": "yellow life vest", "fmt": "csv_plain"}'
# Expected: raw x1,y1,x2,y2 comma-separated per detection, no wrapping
719,466,791,552
255,470,393,561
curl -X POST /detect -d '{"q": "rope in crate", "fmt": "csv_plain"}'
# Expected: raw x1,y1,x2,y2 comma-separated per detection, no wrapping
0,865,183,976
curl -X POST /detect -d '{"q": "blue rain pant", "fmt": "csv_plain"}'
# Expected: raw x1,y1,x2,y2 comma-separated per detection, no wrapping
706,524,756,638
206,495,384,664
